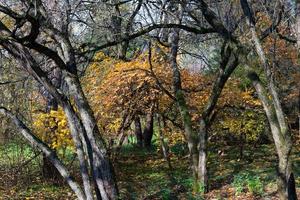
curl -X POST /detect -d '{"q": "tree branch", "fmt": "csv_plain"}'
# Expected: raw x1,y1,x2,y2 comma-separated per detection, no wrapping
79,23,215,54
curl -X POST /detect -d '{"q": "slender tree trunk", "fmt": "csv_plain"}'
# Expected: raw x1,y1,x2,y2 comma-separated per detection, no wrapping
247,69,297,200
42,97,61,181
143,109,154,148
134,116,143,148
239,1,297,198
239,128,244,160
169,27,200,191
62,102,94,200
116,131,126,152
198,119,208,192
157,114,172,170
197,46,238,193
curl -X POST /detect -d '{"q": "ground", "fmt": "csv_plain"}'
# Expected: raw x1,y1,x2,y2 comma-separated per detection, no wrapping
0,141,299,199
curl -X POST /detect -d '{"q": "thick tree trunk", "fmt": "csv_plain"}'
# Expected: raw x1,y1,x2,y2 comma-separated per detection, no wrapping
143,110,154,148
65,75,118,199
134,116,143,148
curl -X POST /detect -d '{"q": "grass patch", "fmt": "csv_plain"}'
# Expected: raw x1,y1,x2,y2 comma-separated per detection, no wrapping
0,139,299,199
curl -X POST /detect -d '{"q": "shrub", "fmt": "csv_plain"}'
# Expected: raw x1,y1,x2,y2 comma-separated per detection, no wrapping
232,172,264,196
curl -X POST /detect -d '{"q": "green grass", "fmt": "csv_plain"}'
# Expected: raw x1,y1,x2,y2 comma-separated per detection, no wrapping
0,139,299,199
0,141,36,161
116,143,300,199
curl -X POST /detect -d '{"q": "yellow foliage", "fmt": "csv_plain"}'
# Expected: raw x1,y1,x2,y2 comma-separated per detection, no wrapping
215,109,265,142
33,107,74,151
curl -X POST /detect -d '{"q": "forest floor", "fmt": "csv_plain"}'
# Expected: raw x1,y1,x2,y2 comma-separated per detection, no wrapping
0,142,299,199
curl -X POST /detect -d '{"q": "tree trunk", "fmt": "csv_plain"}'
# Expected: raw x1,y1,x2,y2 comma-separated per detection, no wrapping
62,102,94,200
169,27,200,192
42,96,61,181
143,110,154,148
134,116,143,148
198,119,208,193
42,153,61,181
64,75,118,199
157,114,172,170
277,152,297,200
196,45,238,193
239,1,297,198
247,70,297,200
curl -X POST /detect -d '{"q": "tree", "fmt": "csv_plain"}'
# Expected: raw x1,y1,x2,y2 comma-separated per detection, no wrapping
192,0,297,198
0,1,118,199
239,1,297,199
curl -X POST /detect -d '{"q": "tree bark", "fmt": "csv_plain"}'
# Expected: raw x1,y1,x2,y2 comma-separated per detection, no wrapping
134,116,143,148
64,75,118,199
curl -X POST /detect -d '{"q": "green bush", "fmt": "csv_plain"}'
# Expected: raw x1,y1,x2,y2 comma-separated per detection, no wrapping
246,175,263,195
232,174,245,195
232,172,263,196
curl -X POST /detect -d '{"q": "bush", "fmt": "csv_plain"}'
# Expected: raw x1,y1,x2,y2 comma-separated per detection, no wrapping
232,172,263,196
232,174,245,195
246,175,263,195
